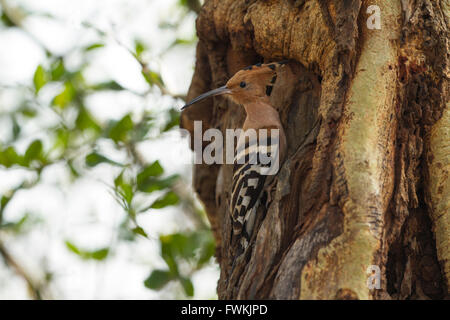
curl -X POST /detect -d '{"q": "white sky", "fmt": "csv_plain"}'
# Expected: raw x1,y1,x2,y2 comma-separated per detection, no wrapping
0,0,219,299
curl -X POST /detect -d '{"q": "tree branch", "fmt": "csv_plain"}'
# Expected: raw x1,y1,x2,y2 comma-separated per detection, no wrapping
0,241,43,299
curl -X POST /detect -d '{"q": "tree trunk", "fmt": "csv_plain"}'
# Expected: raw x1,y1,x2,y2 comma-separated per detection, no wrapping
181,0,449,300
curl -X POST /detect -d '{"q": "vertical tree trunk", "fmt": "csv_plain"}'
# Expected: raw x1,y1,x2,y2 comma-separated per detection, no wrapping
181,0,449,299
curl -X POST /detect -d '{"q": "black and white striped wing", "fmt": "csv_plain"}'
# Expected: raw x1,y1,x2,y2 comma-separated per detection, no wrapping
230,134,279,251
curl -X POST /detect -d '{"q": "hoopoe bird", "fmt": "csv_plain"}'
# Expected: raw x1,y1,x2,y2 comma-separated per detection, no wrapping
182,61,287,255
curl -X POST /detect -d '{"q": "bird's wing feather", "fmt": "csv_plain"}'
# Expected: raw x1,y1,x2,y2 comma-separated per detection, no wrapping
230,133,279,250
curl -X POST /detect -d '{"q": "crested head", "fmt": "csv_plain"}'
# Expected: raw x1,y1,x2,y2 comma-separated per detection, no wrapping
182,60,288,110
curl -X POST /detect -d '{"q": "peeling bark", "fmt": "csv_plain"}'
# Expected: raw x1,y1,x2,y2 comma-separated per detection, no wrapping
181,0,449,299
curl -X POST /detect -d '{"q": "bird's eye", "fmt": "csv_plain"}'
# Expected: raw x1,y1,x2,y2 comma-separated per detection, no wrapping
240,81,246,88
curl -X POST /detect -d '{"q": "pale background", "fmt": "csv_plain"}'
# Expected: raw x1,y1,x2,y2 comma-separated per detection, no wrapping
0,0,219,299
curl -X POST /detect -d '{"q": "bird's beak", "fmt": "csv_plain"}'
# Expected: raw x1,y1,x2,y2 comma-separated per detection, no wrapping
181,86,231,110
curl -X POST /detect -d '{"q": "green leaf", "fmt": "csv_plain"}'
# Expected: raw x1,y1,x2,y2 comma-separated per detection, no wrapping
114,170,126,188
1,12,15,27
114,171,135,206
85,43,104,51
134,40,146,58
179,0,189,8
108,114,134,143
24,140,43,164
53,128,70,151
121,183,134,206
179,277,194,297
85,152,122,167
75,107,101,133
90,248,109,260
142,70,164,87
33,65,47,94
85,152,107,167
136,164,180,194
19,106,37,118
65,241,81,255
65,241,109,261
50,58,66,81
67,160,80,178
1,195,12,210
52,82,75,108
163,233,195,260
150,191,179,209
11,116,21,140
91,81,124,91
136,161,164,191
144,269,174,290
131,226,148,238
138,174,179,193
139,161,164,178
160,236,179,276
0,146,25,168
174,38,194,46
159,231,215,267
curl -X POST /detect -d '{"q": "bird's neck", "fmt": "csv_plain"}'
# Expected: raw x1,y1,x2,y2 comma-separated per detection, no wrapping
242,101,282,131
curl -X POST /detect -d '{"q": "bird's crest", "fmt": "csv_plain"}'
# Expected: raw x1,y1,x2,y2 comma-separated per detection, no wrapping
228,60,288,98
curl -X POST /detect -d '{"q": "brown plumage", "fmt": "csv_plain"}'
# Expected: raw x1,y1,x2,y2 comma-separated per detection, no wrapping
182,61,287,255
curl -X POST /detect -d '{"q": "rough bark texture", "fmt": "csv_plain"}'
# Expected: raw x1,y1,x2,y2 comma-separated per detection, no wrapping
181,0,449,299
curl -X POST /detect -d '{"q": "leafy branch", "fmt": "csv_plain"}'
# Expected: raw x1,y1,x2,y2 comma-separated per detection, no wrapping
0,0,213,299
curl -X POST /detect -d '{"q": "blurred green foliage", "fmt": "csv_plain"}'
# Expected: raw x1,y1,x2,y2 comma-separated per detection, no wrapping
0,0,213,299
145,230,214,296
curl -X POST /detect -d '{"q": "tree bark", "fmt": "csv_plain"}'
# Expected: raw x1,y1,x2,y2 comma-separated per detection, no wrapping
181,0,449,299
